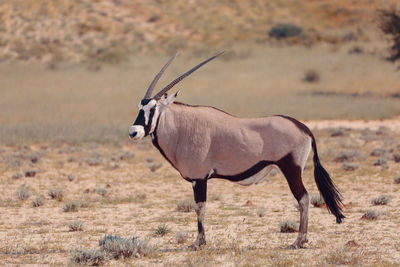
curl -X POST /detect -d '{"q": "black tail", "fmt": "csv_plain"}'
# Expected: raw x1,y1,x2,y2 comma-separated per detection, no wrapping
311,138,345,223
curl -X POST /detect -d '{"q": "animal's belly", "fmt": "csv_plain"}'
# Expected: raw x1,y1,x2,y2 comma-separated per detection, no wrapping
236,165,276,186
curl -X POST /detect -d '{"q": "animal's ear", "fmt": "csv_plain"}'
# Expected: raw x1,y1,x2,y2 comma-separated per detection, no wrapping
160,91,179,108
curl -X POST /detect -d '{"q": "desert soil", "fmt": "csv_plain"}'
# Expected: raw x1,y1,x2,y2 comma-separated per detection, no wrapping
1,119,400,266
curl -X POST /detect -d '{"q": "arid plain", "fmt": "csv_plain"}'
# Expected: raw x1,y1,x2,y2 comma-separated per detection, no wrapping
1,0,400,266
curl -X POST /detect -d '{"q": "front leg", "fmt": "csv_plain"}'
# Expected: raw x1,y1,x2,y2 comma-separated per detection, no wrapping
192,179,207,247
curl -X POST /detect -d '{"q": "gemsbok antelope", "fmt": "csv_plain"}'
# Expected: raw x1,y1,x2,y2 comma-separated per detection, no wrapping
129,52,344,249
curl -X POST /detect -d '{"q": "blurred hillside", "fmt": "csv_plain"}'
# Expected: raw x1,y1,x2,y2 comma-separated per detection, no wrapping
1,0,399,63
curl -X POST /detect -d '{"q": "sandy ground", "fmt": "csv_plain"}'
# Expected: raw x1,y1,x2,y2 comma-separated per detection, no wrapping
0,120,399,266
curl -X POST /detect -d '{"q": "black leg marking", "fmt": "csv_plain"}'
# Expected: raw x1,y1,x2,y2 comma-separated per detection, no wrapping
192,179,207,247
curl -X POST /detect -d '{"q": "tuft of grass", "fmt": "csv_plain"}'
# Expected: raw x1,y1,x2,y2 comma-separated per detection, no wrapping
148,162,162,172
96,188,107,197
48,188,64,201
32,195,44,207
176,198,195,212
99,234,154,259
16,184,31,200
325,248,362,265
175,232,188,244
361,209,381,220
153,223,171,237
256,207,266,217
310,194,325,207
279,220,299,233
303,69,320,83
371,195,390,206
63,200,82,212
68,220,84,232
71,249,107,265
24,169,37,177
67,173,75,182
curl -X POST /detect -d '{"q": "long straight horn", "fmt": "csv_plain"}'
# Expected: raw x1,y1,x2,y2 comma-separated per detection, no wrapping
143,52,179,99
153,51,224,100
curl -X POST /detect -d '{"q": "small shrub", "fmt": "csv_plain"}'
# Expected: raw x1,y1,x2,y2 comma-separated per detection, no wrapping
175,232,188,244
256,207,266,217
99,234,154,259
48,188,64,201
16,184,31,200
32,195,44,207
149,162,162,172
63,200,81,212
154,223,171,237
24,169,37,177
393,153,400,163
67,173,75,182
310,194,325,207
279,220,299,233
371,195,390,205
119,151,135,160
71,249,107,265
342,162,359,171
370,148,386,157
334,149,363,162
68,220,84,232
96,188,107,197
361,209,380,220
176,198,195,212
329,128,347,137
379,9,400,62
394,176,400,184
303,69,320,83
12,173,23,179
269,23,303,39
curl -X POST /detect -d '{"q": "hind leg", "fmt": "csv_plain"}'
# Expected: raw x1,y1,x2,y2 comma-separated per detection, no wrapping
277,154,309,249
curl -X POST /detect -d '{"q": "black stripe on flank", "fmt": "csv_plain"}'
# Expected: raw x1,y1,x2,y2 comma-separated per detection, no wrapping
210,160,275,182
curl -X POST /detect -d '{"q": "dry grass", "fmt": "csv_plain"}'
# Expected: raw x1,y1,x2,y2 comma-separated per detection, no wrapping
1,126,400,265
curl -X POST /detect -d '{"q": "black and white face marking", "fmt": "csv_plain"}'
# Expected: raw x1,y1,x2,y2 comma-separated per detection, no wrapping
129,99,159,140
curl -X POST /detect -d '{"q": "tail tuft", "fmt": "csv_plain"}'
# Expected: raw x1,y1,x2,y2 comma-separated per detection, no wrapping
312,140,345,223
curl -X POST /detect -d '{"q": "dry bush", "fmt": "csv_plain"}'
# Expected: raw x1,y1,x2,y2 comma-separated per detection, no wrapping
96,188,107,197
394,176,400,184
334,149,363,162
303,69,320,83
63,200,82,212
380,9,400,62
48,188,64,201
310,194,325,207
16,184,31,200
370,148,387,157
342,162,359,171
176,198,195,212
371,195,390,206
361,210,381,220
153,223,171,237
68,220,84,232
269,23,303,39
32,195,44,207
256,207,266,217
99,234,154,259
175,232,188,244
24,169,37,177
71,249,107,265
148,162,162,172
279,220,299,233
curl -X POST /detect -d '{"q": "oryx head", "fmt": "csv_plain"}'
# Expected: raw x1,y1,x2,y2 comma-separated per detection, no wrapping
129,51,224,140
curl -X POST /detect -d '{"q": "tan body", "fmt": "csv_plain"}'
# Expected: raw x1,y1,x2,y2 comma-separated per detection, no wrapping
156,103,311,181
